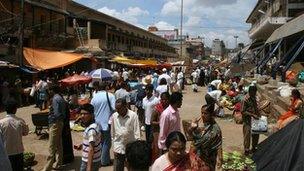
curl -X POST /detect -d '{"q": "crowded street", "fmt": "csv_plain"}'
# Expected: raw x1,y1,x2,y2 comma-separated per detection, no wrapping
0,85,266,171
1,0,304,171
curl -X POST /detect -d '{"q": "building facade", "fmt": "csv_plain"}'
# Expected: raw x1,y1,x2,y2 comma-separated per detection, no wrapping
0,0,177,65
212,39,225,57
246,0,304,41
0,0,69,63
185,37,205,60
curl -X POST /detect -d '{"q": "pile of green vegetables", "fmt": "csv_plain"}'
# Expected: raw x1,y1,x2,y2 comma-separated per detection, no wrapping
222,151,256,171
23,152,35,167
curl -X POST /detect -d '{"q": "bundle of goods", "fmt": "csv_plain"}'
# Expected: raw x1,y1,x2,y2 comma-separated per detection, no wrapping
220,96,234,109
222,151,256,171
286,70,298,86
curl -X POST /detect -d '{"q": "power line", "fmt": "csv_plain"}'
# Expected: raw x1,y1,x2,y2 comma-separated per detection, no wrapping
0,16,17,24
183,26,249,29
0,1,17,16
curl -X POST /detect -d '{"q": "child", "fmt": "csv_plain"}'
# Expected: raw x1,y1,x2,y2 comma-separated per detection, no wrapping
74,104,101,171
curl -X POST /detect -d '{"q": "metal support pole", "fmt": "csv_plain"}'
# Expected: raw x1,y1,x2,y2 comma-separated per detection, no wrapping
18,0,24,66
180,0,183,59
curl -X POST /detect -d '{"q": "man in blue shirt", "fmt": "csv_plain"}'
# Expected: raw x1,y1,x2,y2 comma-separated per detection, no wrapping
44,85,66,171
91,82,116,166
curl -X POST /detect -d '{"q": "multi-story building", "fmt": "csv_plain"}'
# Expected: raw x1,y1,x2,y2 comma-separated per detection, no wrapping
68,1,177,59
185,37,205,60
246,0,304,41
212,39,225,57
0,0,69,63
246,0,304,80
0,0,177,65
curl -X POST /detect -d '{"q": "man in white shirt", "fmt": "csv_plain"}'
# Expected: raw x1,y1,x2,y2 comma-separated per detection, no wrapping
142,84,159,146
111,98,140,171
0,99,29,171
158,68,171,87
177,69,184,91
115,82,131,108
205,90,226,111
191,70,199,92
210,79,222,90
170,70,176,84
122,69,129,81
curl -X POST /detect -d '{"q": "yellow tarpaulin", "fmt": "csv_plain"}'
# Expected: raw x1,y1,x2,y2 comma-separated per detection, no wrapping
23,48,84,70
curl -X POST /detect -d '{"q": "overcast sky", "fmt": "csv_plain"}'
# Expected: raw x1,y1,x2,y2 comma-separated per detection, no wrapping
74,0,258,48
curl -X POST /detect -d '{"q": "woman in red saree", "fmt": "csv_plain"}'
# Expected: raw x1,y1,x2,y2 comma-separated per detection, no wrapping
151,92,170,163
151,131,209,171
277,89,303,129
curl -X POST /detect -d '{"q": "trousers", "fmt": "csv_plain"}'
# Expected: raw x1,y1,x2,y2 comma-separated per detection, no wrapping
114,153,126,171
9,153,23,171
100,130,111,165
43,120,64,171
243,124,259,151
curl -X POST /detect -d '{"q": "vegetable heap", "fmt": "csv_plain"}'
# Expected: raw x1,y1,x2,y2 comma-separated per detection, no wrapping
23,152,35,166
222,151,256,171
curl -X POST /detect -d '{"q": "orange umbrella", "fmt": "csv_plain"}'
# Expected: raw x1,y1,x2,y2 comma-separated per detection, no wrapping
59,74,92,86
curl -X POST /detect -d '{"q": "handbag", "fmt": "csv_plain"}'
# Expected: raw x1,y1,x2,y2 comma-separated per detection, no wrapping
251,116,268,134
106,92,114,114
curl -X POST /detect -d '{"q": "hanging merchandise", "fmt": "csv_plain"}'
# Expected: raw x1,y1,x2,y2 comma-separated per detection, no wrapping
298,70,304,83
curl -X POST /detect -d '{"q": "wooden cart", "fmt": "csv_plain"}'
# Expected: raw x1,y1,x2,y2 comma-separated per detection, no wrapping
31,112,49,135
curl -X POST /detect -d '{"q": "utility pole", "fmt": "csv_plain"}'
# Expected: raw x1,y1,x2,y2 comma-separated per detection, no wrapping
180,0,183,59
234,35,238,52
18,0,24,66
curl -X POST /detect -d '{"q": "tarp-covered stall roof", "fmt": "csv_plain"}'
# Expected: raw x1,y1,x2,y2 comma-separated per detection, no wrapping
23,48,84,70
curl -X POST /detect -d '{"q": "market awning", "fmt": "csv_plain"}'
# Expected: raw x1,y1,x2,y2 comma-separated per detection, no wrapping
23,48,84,70
110,56,158,67
266,14,304,44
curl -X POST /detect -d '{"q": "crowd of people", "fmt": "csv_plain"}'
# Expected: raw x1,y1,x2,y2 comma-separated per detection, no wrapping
0,65,303,171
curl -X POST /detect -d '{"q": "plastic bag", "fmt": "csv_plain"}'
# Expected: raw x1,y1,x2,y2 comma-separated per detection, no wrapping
251,116,268,134
30,85,36,97
278,85,294,97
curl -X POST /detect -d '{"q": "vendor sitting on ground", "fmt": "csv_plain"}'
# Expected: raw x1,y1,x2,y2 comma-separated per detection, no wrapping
276,89,303,130
205,89,226,111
